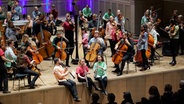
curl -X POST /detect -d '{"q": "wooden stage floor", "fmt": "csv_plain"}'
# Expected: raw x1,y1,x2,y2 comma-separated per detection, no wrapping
0,47,184,94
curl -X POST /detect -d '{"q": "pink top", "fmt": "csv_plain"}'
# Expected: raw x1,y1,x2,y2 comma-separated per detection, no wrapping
0,48,4,56
105,22,116,39
76,65,89,77
82,33,89,48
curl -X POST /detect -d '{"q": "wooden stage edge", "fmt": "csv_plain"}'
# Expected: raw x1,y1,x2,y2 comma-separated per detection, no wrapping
0,67,184,104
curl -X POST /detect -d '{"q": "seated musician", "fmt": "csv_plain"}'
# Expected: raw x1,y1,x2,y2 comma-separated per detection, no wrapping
93,55,108,95
88,30,106,55
52,31,69,65
46,14,57,36
16,47,39,89
53,58,81,102
48,4,58,20
112,32,134,76
11,0,22,21
88,14,98,40
5,21,19,48
76,59,101,95
26,15,33,37
32,6,41,20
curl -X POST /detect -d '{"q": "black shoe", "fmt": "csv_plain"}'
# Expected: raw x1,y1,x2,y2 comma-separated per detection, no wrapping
117,72,122,76
112,69,119,73
95,87,102,91
102,91,108,95
171,61,176,66
169,61,174,65
180,53,184,55
74,97,81,102
29,86,35,89
66,65,71,67
140,68,146,71
3,91,11,93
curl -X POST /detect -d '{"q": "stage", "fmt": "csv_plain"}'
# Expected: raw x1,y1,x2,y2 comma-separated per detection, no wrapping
0,48,184,104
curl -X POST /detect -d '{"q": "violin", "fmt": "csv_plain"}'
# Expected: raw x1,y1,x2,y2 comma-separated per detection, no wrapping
112,40,128,64
85,41,100,62
55,37,67,61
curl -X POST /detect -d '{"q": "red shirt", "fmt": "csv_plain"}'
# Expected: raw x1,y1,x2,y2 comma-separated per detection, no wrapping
62,21,74,31
76,65,89,77
0,48,4,56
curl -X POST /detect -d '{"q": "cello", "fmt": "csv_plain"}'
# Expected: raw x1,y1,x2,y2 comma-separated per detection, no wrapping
112,40,128,64
36,15,54,59
55,35,67,61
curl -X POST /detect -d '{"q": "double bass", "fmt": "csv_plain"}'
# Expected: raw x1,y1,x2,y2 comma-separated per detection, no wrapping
36,15,54,59
55,36,67,61
112,40,128,64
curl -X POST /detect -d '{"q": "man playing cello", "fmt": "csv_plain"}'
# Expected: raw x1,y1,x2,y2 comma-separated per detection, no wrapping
112,32,134,76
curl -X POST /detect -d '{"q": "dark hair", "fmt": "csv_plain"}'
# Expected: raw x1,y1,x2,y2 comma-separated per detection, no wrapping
149,86,160,97
123,92,133,103
96,55,104,62
7,40,14,46
54,58,59,64
108,93,116,102
164,84,172,92
91,93,99,103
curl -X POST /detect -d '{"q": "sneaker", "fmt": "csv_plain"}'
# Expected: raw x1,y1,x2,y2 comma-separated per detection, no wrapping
74,97,81,102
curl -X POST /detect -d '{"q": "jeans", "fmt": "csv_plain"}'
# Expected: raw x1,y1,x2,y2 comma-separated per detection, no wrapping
95,77,107,92
58,79,78,99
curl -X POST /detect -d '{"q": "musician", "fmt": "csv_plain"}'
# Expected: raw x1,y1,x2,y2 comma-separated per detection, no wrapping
5,40,17,68
178,15,184,55
49,4,58,20
88,30,106,55
32,6,41,20
78,10,88,28
137,25,150,71
141,9,150,25
0,6,6,21
102,9,114,29
5,21,19,48
53,58,81,102
147,22,159,64
8,0,14,11
0,40,13,93
26,15,33,37
46,14,57,36
82,4,92,21
112,32,134,76
105,16,117,56
4,12,13,25
11,0,22,21
62,13,75,67
16,46,39,89
88,14,98,40
76,59,101,95
52,32,68,64
165,19,179,66
114,10,125,32
93,55,108,95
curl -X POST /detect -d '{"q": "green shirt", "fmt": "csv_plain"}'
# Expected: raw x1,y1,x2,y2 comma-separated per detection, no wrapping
102,12,114,21
82,7,92,17
0,12,6,21
93,61,107,78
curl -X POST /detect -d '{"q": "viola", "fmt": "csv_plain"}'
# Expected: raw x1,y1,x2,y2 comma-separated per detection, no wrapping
85,41,100,62
55,38,67,61
112,41,128,64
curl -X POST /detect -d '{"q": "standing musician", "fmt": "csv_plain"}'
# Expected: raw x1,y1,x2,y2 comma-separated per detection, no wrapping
105,16,117,56
88,30,106,55
11,0,22,21
52,32,68,63
141,9,150,25
76,59,101,95
147,22,159,65
165,19,180,66
102,9,114,29
53,58,81,102
46,14,57,36
0,40,13,93
4,12,13,25
114,10,126,32
62,13,75,67
25,15,33,37
48,4,58,20
178,15,184,55
137,25,150,71
32,6,41,20
93,55,108,95
16,46,39,89
88,14,98,40
112,32,134,76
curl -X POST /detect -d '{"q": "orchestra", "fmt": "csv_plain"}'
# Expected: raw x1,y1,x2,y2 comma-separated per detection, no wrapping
0,2,183,101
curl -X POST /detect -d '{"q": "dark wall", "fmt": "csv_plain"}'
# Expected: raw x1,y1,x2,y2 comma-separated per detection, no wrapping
134,0,163,35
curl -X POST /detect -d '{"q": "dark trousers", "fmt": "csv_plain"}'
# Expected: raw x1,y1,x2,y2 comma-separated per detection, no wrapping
119,54,132,72
19,67,39,87
58,79,78,99
95,77,107,92
109,39,116,56
141,49,149,68
170,39,179,62
150,47,155,63
0,65,9,91
78,77,97,93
